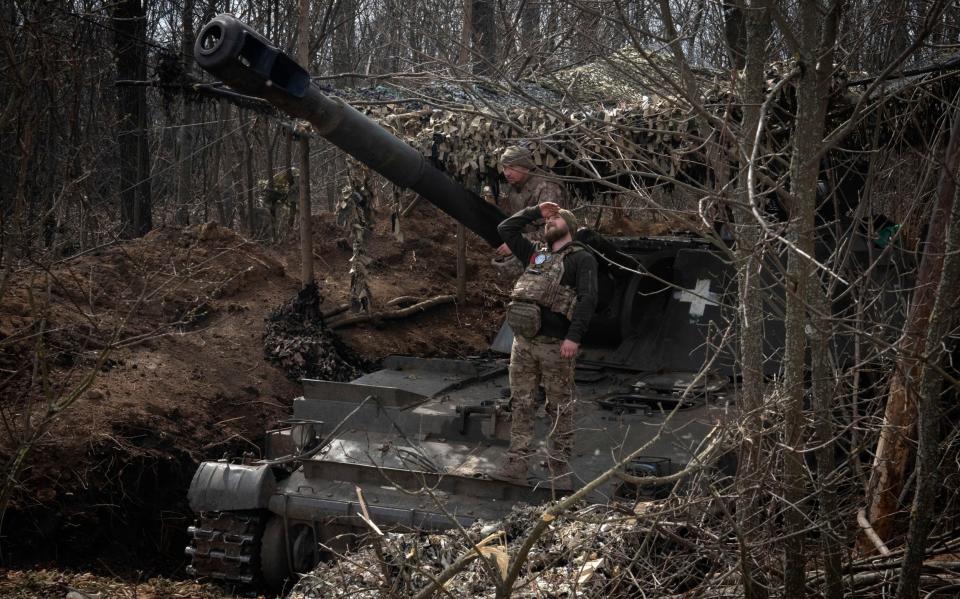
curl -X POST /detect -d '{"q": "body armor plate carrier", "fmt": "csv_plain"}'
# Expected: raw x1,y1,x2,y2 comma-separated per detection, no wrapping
506,242,584,338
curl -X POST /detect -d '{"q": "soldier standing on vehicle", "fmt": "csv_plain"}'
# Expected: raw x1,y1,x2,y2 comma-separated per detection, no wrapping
496,201,598,488
499,144,567,213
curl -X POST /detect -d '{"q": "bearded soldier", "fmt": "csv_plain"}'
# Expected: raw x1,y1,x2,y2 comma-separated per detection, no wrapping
495,201,598,488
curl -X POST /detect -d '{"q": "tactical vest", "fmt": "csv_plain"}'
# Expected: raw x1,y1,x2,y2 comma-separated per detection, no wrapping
506,242,584,338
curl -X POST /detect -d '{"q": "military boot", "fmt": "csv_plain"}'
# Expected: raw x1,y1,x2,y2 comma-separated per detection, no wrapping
493,454,529,485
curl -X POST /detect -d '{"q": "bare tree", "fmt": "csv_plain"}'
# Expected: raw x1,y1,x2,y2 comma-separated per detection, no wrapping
113,0,153,238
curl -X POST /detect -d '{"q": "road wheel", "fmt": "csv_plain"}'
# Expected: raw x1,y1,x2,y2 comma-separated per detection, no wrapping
259,516,318,591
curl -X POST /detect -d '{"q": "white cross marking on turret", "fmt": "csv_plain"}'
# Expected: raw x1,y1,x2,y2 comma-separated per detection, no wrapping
673,278,719,319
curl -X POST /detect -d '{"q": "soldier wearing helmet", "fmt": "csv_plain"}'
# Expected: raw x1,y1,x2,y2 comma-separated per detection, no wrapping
498,144,566,214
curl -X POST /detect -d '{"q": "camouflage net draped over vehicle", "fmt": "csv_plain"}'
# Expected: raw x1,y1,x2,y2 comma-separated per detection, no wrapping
263,283,364,382
351,54,956,195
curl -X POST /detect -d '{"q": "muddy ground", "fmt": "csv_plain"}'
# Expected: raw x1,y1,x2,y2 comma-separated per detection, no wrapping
0,203,669,595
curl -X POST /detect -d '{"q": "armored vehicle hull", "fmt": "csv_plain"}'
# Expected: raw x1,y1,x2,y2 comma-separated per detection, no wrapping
186,351,730,588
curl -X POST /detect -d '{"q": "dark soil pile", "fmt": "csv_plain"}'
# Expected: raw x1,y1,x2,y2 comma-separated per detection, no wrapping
263,283,365,382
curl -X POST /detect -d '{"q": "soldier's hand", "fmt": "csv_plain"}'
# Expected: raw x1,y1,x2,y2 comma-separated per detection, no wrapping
539,202,560,220
560,339,579,360
496,243,513,257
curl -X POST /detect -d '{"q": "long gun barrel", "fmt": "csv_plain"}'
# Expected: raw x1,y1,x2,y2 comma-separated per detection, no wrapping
194,14,507,247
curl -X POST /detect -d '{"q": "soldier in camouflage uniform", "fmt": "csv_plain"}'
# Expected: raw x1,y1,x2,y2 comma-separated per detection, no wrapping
499,145,567,213
496,199,598,489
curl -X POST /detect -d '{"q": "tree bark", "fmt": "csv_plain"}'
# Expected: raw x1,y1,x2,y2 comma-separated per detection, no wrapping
723,1,747,70
112,0,152,238
298,0,314,287
781,2,840,596
863,107,960,550
242,114,256,236
333,0,357,86
519,0,538,56
809,282,845,599
459,0,473,66
894,110,960,599
471,0,497,76
175,0,195,226
732,4,770,598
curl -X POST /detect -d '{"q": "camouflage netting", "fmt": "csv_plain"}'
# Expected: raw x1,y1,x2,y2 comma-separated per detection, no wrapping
263,283,365,382
332,51,959,201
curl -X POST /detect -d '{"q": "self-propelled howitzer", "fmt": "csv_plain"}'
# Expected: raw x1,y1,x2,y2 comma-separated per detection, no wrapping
184,14,913,592
182,15,746,591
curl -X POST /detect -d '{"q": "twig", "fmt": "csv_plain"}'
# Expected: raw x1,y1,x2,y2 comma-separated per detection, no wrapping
355,486,395,597
857,507,892,556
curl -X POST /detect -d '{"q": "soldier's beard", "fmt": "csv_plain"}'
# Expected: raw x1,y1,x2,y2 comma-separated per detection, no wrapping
545,223,568,244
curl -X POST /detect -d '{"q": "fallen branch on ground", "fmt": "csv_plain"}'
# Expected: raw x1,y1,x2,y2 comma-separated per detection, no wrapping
328,295,454,329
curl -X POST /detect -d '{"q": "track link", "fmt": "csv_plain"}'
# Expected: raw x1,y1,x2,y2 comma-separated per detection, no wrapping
185,511,264,584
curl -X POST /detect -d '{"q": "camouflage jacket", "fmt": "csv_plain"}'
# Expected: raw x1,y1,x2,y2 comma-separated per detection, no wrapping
502,172,566,213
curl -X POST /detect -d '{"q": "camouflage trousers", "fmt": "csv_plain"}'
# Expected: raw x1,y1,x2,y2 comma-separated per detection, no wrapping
508,334,577,467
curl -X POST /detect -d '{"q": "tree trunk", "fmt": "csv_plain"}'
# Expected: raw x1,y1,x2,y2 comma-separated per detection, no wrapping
175,0,195,226
863,107,960,550
264,121,276,241
732,4,770,598
471,0,497,76
298,0,314,287
459,0,473,66
723,1,747,70
213,99,229,226
112,0,152,238
243,115,256,236
809,282,844,599
781,2,839,596
333,0,357,86
894,109,960,599
519,0,538,56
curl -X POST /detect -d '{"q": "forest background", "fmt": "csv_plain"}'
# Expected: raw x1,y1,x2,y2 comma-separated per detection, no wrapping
3,0,960,598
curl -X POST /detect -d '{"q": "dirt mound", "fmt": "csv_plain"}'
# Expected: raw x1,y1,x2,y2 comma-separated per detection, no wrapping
0,206,510,577
1,221,301,573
